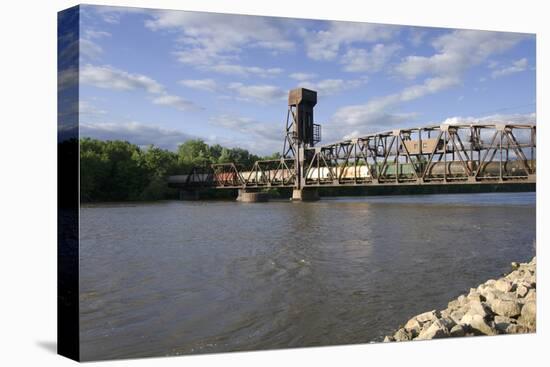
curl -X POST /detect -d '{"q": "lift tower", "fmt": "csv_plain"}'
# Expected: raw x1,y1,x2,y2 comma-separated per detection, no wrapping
282,88,321,200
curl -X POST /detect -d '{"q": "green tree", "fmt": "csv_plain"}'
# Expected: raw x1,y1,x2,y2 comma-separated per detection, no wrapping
177,139,211,167
78,137,280,202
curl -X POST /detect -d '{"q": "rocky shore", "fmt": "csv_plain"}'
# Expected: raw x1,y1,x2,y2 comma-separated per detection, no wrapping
383,257,536,342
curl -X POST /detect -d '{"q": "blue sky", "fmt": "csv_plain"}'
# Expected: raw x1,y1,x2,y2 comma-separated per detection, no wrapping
75,5,536,155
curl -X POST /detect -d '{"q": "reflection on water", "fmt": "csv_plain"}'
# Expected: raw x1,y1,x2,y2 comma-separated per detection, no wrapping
79,192,535,360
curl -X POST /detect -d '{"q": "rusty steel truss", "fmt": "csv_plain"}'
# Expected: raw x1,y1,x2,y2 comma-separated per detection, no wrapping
168,123,535,189
167,88,535,190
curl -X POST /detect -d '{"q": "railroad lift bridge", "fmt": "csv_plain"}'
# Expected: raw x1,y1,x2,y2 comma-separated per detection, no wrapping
168,88,536,202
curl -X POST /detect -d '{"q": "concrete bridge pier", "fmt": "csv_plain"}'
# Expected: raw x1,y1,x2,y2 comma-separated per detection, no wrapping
236,189,269,203
292,188,320,201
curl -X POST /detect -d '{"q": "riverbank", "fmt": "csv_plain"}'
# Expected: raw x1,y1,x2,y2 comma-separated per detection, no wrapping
382,257,536,342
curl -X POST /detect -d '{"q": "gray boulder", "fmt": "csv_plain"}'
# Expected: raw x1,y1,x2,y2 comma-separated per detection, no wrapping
450,324,466,337
460,313,496,336
494,279,513,293
417,319,450,340
449,309,467,325
393,328,411,342
404,317,422,336
416,310,438,324
468,300,491,319
516,284,529,298
518,300,536,329
490,299,522,318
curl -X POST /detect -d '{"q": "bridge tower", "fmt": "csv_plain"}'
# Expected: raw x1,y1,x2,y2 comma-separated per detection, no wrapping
282,88,321,201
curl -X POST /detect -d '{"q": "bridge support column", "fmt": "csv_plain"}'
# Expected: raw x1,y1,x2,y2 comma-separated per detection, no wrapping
236,189,269,203
179,190,200,200
292,188,319,201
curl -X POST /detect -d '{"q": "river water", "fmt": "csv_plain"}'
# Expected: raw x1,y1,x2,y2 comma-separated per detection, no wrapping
79,192,536,360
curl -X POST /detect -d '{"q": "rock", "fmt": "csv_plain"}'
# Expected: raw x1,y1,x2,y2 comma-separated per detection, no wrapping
516,284,529,298
460,314,496,336
524,289,536,302
447,299,460,311
494,315,516,333
416,310,438,324
468,300,491,319
439,317,456,331
417,319,450,340
404,317,422,336
490,299,522,318
523,275,536,288
494,279,513,293
467,290,484,302
379,257,535,343
450,324,466,337
393,328,411,342
494,315,515,325
449,309,467,325
502,323,530,334
518,300,536,329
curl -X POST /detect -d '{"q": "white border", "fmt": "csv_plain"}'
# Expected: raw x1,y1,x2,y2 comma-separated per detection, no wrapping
0,1,546,366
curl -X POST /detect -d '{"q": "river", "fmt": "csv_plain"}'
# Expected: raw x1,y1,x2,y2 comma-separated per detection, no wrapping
79,192,536,360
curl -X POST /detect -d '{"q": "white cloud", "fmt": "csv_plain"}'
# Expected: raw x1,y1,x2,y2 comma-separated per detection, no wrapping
205,64,283,78
329,76,459,132
179,79,218,92
80,64,200,111
329,112,535,143
80,121,195,150
80,29,111,62
395,30,528,80
151,94,198,111
80,39,103,60
290,72,317,81
491,58,529,79
408,28,427,47
341,43,401,72
79,100,106,116
298,78,367,97
441,112,536,125
145,11,293,75
209,115,282,155
228,83,286,103
84,29,111,39
210,115,281,142
305,21,400,61
81,64,164,94
399,76,460,102
91,5,148,24
327,30,530,137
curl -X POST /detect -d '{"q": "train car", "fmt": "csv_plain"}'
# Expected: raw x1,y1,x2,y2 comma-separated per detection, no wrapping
425,161,532,178
305,165,372,181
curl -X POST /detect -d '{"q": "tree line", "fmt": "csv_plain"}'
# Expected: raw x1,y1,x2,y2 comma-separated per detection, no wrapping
79,138,280,202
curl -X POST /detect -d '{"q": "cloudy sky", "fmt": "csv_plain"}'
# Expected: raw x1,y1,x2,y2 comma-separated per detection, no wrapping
75,5,536,155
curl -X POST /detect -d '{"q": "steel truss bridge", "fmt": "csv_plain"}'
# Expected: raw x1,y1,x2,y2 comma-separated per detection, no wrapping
168,89,536,196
